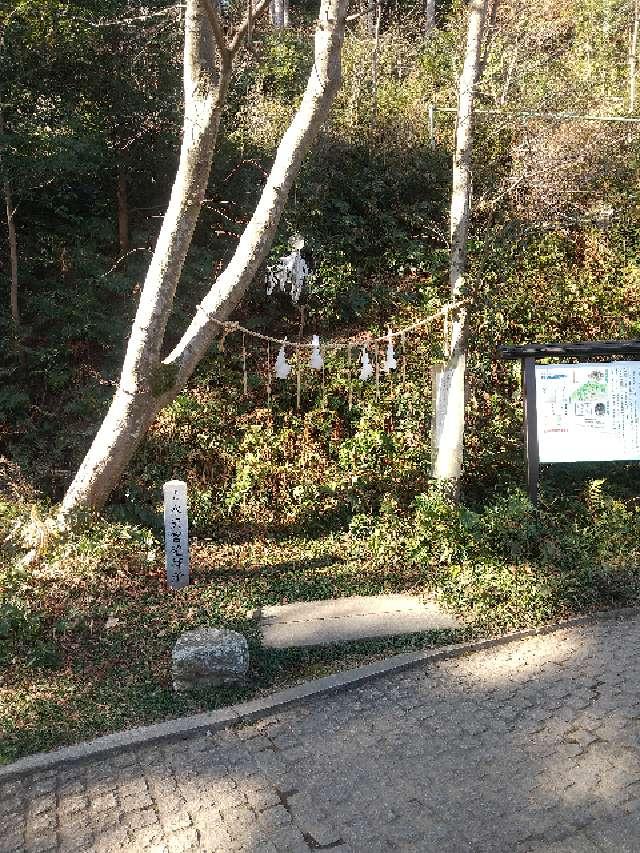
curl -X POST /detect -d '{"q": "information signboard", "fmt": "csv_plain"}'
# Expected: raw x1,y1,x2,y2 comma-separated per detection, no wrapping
536,360,640,463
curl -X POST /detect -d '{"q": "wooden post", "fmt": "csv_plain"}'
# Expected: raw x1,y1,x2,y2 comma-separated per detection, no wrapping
522,356,539,506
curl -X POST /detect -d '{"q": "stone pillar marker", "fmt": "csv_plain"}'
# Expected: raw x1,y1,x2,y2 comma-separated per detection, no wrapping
163,480,189,590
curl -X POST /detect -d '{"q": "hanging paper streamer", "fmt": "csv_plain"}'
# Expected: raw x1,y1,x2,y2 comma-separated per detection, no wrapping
274,339,292,379
265,235,311,305
310,335,323,370
207,302,462,411
360,346,374,381
383,328,397,372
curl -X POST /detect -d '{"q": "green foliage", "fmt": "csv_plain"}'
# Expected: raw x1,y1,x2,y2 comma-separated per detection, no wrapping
410,484,640,632
4,0,640,763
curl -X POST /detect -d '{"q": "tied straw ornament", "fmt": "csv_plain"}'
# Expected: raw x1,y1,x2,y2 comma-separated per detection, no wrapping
205,301,464,407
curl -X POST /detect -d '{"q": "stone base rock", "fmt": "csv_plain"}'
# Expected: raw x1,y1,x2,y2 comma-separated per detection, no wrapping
172,628,249,692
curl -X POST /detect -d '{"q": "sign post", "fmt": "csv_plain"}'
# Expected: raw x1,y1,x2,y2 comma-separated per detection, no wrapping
522,356,540,506
498,340,640,505
163,480,189,590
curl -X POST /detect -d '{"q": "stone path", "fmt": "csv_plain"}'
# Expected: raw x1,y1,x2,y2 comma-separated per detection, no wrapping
3,615,640,852
258,594,462,648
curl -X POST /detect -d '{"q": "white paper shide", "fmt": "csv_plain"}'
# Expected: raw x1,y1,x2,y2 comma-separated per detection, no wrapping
163,480,189,589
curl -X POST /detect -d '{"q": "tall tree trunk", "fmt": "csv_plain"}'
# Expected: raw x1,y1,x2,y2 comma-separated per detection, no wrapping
62,0,349,514
425,0,436,37
0,111,19,333
166,0,348,383
431,0,487,492
117,158,130,262
630,0,639,113
61,0,229,514
271,0,286,27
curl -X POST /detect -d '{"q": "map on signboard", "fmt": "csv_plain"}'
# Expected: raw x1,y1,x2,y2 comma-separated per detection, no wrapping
535,361,640,463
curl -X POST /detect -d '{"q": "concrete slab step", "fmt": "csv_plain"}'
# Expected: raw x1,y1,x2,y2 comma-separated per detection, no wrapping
258,594,463,649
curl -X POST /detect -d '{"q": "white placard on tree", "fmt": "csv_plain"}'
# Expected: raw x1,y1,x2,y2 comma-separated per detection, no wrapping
536,361,640,463
163,480,189,589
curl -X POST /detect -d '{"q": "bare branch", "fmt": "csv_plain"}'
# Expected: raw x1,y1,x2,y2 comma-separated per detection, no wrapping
202,0,231,60
346,4,376,22
99,248,151,279
247,0,254,48
73,5,184,28
230,0,271,55
477,0,499,82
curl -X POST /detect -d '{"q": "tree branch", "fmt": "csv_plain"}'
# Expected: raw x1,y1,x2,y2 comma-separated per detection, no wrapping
346,4,375,22
230,0,272,54
477,0,499,82
202,0,231,61
165,0,350,386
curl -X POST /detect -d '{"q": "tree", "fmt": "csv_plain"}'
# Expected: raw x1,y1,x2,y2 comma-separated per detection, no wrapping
271,0,289,27
0,111,19,334
61,0,350,514
86,5,182,264
425,0,436,37
432,0,488,493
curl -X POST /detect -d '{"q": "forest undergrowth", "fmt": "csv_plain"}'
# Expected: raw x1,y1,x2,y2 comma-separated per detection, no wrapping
3,0,640,760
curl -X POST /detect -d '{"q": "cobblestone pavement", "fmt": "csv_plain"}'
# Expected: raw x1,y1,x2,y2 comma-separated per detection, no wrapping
4,617,640,852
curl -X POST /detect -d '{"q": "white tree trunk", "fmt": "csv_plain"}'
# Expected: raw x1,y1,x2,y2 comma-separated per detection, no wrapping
366,0,375,36
271,0,286,27
166,0,348,383
425,0,436,37
62,0,229,513
432,0,487,489
62,0,349,514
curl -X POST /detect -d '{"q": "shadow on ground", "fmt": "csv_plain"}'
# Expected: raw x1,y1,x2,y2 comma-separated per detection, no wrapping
3,616,640,851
